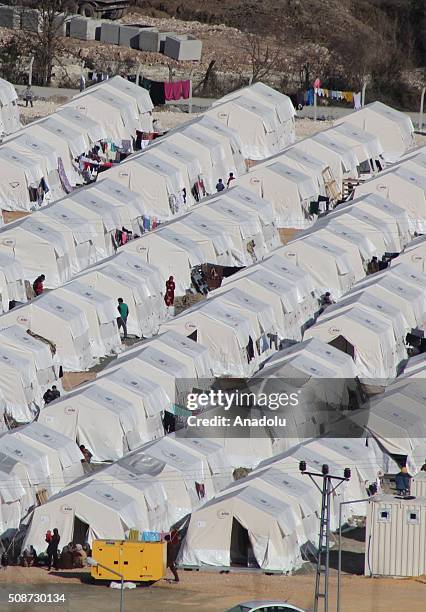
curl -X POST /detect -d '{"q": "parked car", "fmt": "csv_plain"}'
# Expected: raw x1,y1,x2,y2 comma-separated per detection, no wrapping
227,601,307,612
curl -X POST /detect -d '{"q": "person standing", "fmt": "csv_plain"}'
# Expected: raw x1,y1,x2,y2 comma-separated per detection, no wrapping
50,385,60,400
395,466,412,497
23,85,33,108
33,274,45,296
164,276,175,309
46,528,60,571
165,529,180,582
227,172,236,188
117,298,129,340
216,178,225,192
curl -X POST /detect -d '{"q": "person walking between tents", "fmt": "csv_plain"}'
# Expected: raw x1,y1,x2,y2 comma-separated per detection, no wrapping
164,276,175,314
33,274,45,297
46,528,60,571
165,529,180,582
24,85,33,108
117,298,129,340
216,178,225,192
227,172,236,188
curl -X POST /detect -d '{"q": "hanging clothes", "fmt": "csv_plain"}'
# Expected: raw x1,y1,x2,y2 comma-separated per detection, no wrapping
172,81,183,100
182,80,191,99
164,82,174,101
150,81,166,105
354,92,362,110
57,157,73,194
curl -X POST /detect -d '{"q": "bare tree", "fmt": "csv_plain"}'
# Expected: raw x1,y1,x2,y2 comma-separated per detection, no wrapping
243,33,283,84
28,0,65,86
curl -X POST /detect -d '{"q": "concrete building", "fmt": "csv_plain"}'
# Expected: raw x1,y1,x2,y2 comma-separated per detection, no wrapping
164,34,203,61
69,17,102,41
100,21,120,45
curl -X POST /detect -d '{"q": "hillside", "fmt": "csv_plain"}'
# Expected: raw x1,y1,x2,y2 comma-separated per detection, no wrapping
132,0,425,108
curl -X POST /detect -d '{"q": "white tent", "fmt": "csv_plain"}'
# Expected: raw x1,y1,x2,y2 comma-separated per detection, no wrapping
304,305,404,380
56,280,122,358
122,226,205,295
356,166,426,234
147,139,200,204
307,132,359,181
275,147,330,197
38,374,164,462
179,485,302,571
24,117,87,185
0,146,45,211
0,253,26,312
0,324,57,390
281,234,362,297
79,252,166,338
12,422,83,493
160,298,258,377
4,132,65,204
196,116,246,175
69,75,153,135
335,101,414,163
55,107,108,145
181,120,242,181
192,200,269,266
327,122,384,169
238,160,318,228
23,480,146,552
208,83,296,159
172,212,235,265
104,152,188,220
108,343,192,411
0,450,29,533
0,293,94,372
399,236,426,274
88,178,146,235
0,78,21,136
0,216,75,288
325,192,412,254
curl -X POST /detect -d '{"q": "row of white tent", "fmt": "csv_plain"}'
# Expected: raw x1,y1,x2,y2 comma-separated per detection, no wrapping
0,76,154,211
19,431,389,571
0,80,297,213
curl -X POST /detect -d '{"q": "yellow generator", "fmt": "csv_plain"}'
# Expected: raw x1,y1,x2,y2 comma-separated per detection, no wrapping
91,539,167,583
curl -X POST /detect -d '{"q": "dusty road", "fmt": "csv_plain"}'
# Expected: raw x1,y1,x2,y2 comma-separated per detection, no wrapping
0,567,425,612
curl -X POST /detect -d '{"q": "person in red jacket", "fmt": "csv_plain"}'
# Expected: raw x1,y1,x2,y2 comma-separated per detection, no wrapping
164,276,175,308
33,274,45,296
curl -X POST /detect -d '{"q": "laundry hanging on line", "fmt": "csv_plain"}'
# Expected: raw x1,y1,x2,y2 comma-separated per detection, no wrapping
134,76,191,105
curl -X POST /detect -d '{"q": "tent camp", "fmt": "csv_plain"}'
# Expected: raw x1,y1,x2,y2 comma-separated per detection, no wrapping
0,145,46,211
356,166,426,234
335,101,414,163
0,217,75,288
0,78,20,137
238,160,319,228
207,83,296,160
204,86,296,160
0,293,94,372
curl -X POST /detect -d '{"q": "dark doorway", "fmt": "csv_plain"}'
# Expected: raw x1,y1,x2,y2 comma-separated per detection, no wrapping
73,516,89,545
230,518,259,568
187,330,197,342
329,335,355,358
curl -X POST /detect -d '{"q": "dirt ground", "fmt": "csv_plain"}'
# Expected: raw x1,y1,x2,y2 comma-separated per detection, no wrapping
0,566,424,611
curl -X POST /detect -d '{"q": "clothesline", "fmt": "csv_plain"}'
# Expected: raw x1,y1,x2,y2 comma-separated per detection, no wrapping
127,75,191,106
289,88,362,110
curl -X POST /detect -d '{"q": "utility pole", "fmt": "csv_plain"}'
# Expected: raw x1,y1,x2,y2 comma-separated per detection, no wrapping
299,461,351,612
419,86,425,132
